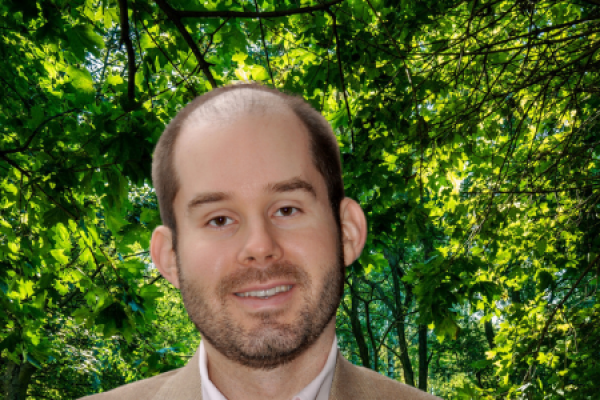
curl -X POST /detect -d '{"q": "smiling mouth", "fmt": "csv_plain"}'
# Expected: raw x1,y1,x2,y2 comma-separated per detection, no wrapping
234,285,293,299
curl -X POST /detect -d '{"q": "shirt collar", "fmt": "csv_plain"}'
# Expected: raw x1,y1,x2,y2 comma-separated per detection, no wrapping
292,336,338,400
199,341,227,400
199,336,338,400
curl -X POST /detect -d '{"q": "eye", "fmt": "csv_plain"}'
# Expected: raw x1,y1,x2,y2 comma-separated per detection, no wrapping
208,216,234,227
274,207,298,217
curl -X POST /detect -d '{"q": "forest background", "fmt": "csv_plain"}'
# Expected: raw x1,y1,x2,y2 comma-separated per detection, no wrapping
1,0,599,398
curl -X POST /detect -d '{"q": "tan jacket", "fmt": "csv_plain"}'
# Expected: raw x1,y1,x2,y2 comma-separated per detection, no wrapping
82,350,439,400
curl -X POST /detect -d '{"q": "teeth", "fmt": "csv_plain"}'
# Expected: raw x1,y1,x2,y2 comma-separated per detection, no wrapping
235,285,292,298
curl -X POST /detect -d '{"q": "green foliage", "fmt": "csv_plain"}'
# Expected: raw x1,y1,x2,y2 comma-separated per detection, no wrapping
1,0,600,398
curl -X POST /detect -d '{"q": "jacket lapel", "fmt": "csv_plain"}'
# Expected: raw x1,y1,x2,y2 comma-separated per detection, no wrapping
149,349,369,400
152,350,203,400
329,351,367,400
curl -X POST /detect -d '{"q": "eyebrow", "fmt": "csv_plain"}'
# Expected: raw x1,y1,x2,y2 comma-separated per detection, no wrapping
187,192,231,212
186,177,317,213
267,177,317,198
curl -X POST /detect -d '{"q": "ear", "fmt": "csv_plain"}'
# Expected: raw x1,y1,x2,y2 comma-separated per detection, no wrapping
150,225,180,289
339,198,367,266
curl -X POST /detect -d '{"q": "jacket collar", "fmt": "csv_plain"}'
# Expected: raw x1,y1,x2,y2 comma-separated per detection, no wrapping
152,349,357,400
329,351,368,400
152,349,203,400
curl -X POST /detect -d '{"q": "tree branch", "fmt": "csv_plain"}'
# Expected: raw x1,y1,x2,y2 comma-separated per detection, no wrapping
364,0,419,114
118,0,137,102
148,274,164,285
155,0,218,89
0,154,78,220
139,16,198,95
467,183,600,195
329,11,354,148
0,109,81,156
177,0,345,19
254,0,274,86
202,17,231,56
523,253,600,383
0,75,30,109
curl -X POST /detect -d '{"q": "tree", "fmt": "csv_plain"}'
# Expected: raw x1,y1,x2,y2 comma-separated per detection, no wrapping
1,0,599,398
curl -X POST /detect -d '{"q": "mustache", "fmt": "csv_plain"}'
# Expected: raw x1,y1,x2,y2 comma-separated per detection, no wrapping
218,261,311,297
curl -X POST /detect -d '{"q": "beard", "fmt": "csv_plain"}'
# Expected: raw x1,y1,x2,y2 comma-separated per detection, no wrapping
177,242,344,370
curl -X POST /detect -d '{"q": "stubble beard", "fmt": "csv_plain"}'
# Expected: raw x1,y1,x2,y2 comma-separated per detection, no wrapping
177,243,345,370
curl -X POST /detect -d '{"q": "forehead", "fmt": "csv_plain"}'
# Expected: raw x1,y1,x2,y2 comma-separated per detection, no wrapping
173,109,321,200
183,89,288,128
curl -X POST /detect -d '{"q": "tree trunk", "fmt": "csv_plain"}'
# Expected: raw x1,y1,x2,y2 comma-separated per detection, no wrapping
418,235,433,392
396,322,415,386
418,324,428,392
390,262,415,386
3,361,35,400
484,319,496,349
363,301,380,370
387,347,394,377
345,278,371,369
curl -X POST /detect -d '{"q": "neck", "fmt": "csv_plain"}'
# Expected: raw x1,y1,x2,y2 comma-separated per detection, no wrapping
204,320,336,400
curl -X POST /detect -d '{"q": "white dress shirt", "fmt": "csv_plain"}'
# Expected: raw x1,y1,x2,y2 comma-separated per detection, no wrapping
199,337,338,400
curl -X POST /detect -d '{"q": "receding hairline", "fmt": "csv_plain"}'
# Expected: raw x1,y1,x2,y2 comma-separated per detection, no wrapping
181,88,293,132
173,86,314,175
171,95,316,202
174,97,311,172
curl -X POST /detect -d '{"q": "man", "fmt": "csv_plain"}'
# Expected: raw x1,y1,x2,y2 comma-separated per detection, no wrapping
84,83,438,400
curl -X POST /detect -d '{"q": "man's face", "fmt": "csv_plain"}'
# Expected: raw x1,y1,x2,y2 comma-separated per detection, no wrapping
171,109,344,369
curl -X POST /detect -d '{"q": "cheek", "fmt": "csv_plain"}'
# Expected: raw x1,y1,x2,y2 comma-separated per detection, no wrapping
284,226,339,267
177,236,233,282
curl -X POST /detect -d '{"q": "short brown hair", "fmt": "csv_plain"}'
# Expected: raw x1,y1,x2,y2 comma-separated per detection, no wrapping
152,83,344,247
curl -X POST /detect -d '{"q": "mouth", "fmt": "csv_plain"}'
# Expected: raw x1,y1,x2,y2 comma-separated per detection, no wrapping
234,285,293,299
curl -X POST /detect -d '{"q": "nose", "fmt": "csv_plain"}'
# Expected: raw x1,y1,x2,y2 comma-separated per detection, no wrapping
237,217,282,266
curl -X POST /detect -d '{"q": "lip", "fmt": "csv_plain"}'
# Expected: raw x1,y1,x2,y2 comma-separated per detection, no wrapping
234,281,296,294
232,283,296,311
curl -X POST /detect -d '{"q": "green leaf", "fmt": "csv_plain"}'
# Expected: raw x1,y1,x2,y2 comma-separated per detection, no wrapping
107,74,124,86
50,249,69,264
140,208,158,224
105,210,128,234
232,53,248,63
26,354,42,369
31,105,44,128
18,279,34,299
471,359,493,370
4,184,18,196
535,239,547,255
66,25,104,60
251,65,269,81
43,206,71,226
536,270,554,291
53,223,70,245
67,66,94,95
0,332,20,353
140,33,156,49
7,0,38,20
8,242,19,253
140,285,163,300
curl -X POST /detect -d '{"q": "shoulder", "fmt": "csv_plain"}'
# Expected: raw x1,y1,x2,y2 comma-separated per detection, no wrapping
79,368,181,400
332,355,441,400
79,349,202,400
